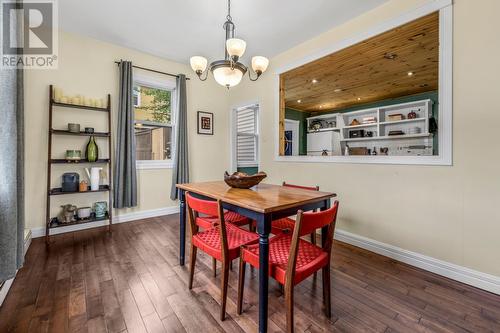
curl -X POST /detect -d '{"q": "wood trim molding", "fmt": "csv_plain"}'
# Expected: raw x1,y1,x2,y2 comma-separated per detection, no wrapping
273,0,453,166
335,229,500,295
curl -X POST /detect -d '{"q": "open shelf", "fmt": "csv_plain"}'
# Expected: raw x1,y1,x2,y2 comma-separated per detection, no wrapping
51,100,109,112
51,159,109,164
379,118,426,126
306,127,340,133
343,123,378,129
341,133,431,142
49,185,110,196
51,129,110,137
49,214,109,229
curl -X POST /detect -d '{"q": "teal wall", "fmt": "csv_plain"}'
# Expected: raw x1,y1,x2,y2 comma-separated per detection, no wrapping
237,167,258,174
285,108,308,155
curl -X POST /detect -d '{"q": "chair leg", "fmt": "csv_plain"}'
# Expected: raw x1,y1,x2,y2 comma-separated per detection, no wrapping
237,259,246,315
220,260,230,321
188,245,197,289
230,260,233,271
212,257,217,277
322,265,332,318
285,284,294,333
310,232,316,245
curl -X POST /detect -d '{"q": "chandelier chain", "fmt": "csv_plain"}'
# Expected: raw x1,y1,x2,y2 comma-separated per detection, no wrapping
226,0,232,21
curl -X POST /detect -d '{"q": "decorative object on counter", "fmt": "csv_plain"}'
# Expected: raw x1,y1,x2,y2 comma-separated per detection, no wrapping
62,172,79,192
77,207,92,220
309,120,322,131
344,145,350,156
388,130,405,136
79,180,88,192
94,201,108,218
349,147,369,155
86,135,99,162
365,131,374,137
407,109,418,119
380,147,389,155
58,204,77,223
321,150,328,156
362,116,377,124
349,119,360,126
224,171,267,189
50,217,59,227
349,129,365,138
371,147,378,155
388,113,404,121
197,111,214,135
326,120,336,128
67,123,80,133
85,167,102,191
65,149,82,162
84,127,94,134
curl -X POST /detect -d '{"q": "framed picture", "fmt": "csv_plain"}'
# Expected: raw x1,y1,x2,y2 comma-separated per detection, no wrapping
197,111,214,135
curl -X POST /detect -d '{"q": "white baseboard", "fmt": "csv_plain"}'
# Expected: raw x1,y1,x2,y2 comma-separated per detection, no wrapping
31,206,180,238
335,229,500,295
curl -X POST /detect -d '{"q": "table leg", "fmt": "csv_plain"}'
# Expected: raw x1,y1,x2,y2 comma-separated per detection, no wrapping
179,189,186,266
256,213,272,333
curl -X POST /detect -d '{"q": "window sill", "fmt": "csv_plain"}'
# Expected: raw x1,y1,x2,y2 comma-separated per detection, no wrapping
136,160,174,170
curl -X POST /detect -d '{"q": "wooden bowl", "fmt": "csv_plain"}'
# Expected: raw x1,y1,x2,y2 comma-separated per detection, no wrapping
224,171,267,189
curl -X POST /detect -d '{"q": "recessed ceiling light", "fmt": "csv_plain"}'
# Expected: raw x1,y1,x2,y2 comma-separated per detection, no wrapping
383,52,398,60
357,97,361,101
297,99,302,103
407,71,414,76
312,79,318,84
334,88,342,93
319,105,323,109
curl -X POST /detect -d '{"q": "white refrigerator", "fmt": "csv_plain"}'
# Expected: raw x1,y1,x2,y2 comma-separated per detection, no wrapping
307,130,341,156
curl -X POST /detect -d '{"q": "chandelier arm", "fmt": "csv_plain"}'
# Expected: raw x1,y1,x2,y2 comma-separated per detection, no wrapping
197,69,210,81
248,70,261,82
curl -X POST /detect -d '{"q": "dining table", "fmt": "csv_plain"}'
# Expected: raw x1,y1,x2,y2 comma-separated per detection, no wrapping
176,181,336,333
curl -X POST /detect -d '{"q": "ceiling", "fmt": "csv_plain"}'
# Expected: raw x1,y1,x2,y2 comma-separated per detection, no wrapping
58,0,388,64
283,12,439,112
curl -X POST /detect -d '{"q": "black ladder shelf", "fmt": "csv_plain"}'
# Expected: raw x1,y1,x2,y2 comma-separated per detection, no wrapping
45,84,113,243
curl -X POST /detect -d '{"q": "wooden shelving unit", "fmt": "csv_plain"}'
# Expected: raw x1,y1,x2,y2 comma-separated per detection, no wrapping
45,85,113,243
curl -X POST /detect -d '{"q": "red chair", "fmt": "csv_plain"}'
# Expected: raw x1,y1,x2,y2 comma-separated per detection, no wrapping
271,182,320,245
186,192,259,321
237,201,339,333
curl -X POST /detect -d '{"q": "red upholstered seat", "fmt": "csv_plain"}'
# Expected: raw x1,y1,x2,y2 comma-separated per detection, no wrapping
241,234,328,285
270,217,295,234
193,224,258,261
198,210,250,228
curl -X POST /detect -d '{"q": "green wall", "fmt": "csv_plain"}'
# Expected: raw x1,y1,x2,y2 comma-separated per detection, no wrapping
237,167,258,174
284,108,308,155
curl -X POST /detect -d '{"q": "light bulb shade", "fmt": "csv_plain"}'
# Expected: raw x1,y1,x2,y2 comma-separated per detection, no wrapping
226,38,247,58
251,56,269,74
212,66,244,87
190,56,208,73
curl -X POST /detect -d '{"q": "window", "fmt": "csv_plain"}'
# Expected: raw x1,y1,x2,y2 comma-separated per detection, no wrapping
236,106,259,167
133,76,175,169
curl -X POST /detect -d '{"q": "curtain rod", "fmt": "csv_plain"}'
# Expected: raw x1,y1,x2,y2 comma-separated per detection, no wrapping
114,61,190,80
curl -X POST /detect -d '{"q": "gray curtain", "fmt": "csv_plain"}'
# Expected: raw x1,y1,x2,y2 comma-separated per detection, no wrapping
0,2,24,281
170,74,189,199
114,61,137,208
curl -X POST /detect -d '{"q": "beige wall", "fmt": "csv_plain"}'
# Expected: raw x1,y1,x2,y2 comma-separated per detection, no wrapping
229,0,500,276
25,31,231,231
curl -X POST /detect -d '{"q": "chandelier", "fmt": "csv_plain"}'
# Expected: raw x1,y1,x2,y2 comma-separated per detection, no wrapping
189,0,269,88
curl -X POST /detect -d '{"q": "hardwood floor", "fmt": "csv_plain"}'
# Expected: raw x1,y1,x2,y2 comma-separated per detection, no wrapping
1,214,500,333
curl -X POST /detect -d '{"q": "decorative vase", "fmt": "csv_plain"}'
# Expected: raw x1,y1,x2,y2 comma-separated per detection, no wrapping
86,136,99,162
94,201,108,218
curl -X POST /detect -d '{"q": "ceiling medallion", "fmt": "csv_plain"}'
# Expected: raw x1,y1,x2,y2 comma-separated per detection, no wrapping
189,0,269,88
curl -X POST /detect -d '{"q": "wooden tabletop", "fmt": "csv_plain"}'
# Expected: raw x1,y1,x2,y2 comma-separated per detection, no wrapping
177,181,336,213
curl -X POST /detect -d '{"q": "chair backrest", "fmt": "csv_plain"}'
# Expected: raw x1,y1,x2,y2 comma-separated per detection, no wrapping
282,181,319,191
185,192,219,217
185,192,230,262
286,201,339,287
